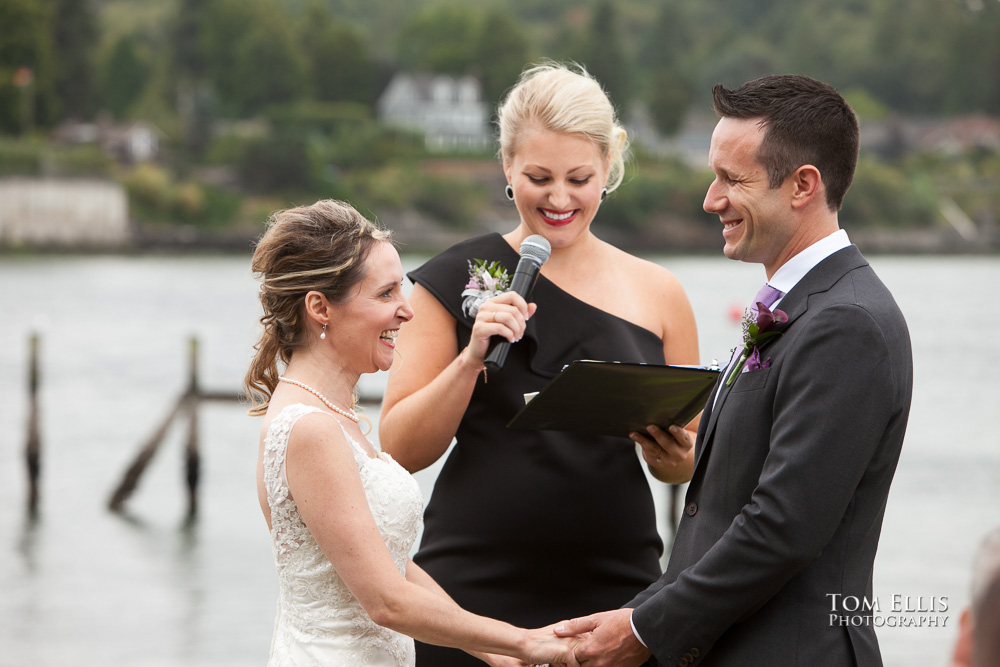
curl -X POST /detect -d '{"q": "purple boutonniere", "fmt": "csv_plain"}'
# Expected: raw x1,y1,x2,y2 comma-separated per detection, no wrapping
725,301,788,386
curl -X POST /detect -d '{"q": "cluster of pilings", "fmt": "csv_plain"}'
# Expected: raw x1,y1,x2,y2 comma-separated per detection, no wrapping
21,336,241,519
20,335,681,543
106,338,242,517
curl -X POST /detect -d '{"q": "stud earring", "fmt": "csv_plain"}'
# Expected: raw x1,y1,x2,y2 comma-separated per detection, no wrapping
601,188,608,201
505,184,514,201
320,323,327,340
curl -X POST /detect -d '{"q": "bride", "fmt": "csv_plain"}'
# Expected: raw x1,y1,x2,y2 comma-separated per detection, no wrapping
244,199,578,666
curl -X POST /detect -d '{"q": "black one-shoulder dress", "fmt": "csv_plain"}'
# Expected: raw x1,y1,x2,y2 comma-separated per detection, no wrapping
409,233,666,665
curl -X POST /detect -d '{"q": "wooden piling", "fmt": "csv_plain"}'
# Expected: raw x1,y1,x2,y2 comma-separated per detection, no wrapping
25,333,41,516
106,336,373,517
108,336,242,516
107,394,190,512
184,337,201,518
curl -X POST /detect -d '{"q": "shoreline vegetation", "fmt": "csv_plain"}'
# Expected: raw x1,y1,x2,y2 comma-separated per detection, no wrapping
1,213,993,258
3,0,999,256
2,142,998,257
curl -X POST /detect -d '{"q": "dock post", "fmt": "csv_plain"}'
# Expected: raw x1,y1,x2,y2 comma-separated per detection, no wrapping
25,333,41,516
184,337,201,518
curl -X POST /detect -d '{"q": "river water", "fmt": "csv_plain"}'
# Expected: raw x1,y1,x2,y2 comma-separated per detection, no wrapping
0,251,997,666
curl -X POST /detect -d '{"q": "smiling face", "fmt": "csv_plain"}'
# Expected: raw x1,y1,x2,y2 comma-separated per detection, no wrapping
329,241,413,374
503,126,610,249
704,117,798,275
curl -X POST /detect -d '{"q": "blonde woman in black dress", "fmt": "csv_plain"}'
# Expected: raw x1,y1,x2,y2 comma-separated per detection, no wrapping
380,63,701,666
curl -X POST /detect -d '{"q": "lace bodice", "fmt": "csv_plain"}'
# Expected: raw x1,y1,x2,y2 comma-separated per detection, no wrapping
263,403,424,666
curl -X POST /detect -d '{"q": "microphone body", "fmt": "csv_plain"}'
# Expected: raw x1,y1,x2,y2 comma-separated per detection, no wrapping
483,235,551,371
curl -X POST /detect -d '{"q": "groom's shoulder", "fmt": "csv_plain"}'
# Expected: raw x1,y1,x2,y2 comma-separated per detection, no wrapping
809,259,911,362
813,248,901,313
845,260,906,325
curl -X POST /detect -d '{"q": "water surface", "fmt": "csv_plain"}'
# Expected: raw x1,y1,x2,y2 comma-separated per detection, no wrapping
1,252,996,666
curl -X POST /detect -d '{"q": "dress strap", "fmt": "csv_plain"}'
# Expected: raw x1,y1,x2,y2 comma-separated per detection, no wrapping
265,404,374,474
263,404,327,505
332,419,378,467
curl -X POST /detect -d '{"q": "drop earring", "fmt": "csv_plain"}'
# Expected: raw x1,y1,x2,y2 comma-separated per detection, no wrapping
505,184,514,201
600,188,608,201
320,323,327,340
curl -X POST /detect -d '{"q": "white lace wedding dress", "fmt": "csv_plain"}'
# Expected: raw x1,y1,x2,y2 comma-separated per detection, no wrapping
263,403,424,666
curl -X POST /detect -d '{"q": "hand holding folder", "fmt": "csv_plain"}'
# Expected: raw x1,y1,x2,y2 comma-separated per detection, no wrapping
507,360,719,439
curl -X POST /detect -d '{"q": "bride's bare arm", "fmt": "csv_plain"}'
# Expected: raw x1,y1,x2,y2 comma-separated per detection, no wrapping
380,284,534,472
405,563,535,667
286,414,573,664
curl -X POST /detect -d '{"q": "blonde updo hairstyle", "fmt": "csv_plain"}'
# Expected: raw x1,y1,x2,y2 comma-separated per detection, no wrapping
244,199,391,416
497,62,629,193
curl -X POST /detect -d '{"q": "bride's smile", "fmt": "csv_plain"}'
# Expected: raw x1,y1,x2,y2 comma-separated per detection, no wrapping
328,242,413,374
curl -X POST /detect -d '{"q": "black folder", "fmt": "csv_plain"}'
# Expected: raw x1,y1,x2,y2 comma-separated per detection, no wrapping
507,360,719,439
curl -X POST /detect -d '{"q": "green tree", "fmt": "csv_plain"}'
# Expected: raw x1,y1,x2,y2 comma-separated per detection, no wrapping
174,0,206,82
571,0,631,106
639,2,695,136
863,0,953,112
171,0,214,156
471,10,530,107
700,34,782,91
648,68,692,137
199,0,306,117
239,130,313,192
299,3,374,105
51,0,98,120
395,5,480,74
233,22,306,115
944,1,1000,114
0,0,57,133
100,35,150,119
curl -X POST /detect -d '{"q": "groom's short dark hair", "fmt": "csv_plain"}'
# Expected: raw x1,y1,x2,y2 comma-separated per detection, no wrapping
712,74,859,213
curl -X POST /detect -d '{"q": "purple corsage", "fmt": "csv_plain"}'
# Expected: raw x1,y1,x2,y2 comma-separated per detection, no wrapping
725,301,788,386
461,259,510,318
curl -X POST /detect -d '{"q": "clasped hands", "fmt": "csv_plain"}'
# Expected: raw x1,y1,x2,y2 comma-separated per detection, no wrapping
488,608,651,667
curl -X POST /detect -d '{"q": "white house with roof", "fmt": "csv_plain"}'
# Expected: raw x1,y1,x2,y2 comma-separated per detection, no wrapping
376,73,492,152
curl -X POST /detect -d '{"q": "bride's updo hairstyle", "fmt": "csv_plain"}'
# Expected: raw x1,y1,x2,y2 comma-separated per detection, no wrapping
244,199,391,416
497,62,630,194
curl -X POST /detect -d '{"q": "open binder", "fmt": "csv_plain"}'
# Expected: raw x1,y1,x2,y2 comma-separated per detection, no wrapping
507,360,719,439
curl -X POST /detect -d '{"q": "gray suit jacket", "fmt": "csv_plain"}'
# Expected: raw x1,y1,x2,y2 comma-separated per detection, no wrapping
629,246,912,667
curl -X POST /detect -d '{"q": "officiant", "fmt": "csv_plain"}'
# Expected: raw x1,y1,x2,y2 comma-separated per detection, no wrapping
379,61,702,666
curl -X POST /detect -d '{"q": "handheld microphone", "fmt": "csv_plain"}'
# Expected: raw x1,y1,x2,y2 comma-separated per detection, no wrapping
483,234,551,372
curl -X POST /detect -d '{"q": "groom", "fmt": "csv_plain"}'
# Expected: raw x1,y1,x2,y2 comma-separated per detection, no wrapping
556,75,913,666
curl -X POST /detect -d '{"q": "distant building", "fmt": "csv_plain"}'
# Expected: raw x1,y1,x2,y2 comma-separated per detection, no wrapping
911,115,1000,153
626,105,717,168
376,73,492,152
861,114,1000,158
51,118,164,163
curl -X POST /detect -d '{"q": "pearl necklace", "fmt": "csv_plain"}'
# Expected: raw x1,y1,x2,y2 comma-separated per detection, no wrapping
278,376,359,423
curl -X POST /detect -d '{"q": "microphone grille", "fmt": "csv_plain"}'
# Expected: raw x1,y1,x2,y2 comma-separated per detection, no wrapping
519,235,551,265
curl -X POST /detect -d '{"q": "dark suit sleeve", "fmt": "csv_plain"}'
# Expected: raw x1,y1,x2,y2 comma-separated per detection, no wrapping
630,302,906,662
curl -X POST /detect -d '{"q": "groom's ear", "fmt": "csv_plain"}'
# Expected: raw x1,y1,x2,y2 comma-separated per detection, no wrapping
789,164,822,210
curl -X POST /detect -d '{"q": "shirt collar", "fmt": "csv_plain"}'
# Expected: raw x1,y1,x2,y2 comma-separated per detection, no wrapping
768,229,851,296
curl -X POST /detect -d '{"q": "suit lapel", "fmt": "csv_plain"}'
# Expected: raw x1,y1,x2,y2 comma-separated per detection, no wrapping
692,246,869,472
